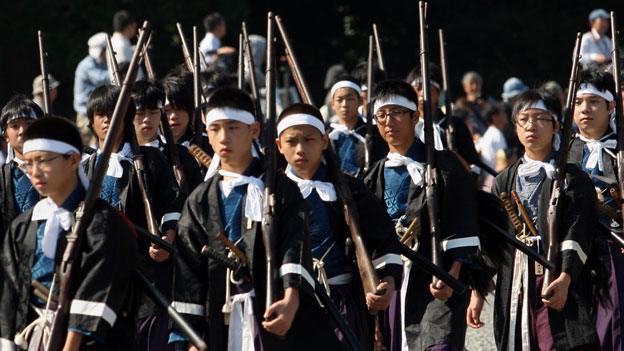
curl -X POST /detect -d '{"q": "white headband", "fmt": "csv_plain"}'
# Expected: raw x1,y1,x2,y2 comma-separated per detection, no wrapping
519,100,559,122
206,107,256,126
277,114,326,136
576,83,614,102
330,80,362,97
23,138,80,155
373,94,417,114
411,78,441,90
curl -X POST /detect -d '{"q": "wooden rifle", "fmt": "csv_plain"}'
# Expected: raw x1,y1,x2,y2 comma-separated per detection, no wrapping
542,32,582,296
611,12,624,229
237,32,245,89
262,12,279,312
438,29,455,151
365,35,374,173
419,1,444,286
45,21,151,351
372,23,386,72
37,30,52,117
242,22,264,121
142,31,156,81
275,13,382,303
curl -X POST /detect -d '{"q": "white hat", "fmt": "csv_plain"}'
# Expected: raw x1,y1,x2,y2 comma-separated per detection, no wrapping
88,32,107,60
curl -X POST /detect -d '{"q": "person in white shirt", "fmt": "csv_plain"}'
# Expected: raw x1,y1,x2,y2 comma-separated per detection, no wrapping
580,8,612,68
199,12,235,69
477,103,508,190
111,10,137,64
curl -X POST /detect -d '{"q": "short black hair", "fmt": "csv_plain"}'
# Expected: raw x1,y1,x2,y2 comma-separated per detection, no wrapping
577,68,616,103
23,117,83,152
512,89,562,124
202,68,237,96
483,102,504,125
113,10,136,32
406,63,442,89
203,12,225,32
278,103,324,124
1,94,44,130
372,79,419,106
161,73,194,117
132,80,165,111
206,87,255,117
86,85,136,140
351,61,386,88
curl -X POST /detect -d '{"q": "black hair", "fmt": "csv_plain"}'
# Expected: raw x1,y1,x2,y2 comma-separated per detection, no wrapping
86,85,136,141
372,79,419,106
23,117,83,152
1,94,44,130
351,61,386,88
203,12,225,33
278,103,324,124
113,10,136,32
202,68,237,96
206,87,255,116
162,74,194,115
132,80,165,111
406,63,442,88
577,68,616,103
483,102,504,125
511,89,562,124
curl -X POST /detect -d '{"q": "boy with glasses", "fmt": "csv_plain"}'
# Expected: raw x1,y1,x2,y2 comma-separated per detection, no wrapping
364,79,480,351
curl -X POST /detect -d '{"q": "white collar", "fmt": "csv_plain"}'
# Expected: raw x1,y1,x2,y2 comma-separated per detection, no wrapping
285,165,337,202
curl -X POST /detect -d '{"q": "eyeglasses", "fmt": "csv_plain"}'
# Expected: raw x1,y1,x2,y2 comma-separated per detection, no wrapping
515,114,554,128
18,154,68,174
374,109,411,123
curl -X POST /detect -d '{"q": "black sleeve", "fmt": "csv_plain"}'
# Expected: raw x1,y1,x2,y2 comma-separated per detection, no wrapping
438,151,481,262
450,116,480,166
0,217,25,343
67,202,138,339
143,147,183,233
349,177,403,285
560,167,598,282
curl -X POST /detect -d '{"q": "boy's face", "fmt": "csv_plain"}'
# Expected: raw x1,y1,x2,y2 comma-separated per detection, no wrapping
207,120,259,163
134,108,161,143
515,109,558,153
276,124,328,178
331,88,360,124
3,118,35,154
22,150,79,198
164,105,190,141
574,94,614,138
375,105,418,150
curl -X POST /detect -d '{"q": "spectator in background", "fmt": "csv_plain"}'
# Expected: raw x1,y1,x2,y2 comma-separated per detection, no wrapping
455,71,490,136
200,12,235,69
111,10,137,64
580,9,612,68
501,77,529,104
32,74,60,110
477,103,509,191
541,80,566,107
73,32,110,146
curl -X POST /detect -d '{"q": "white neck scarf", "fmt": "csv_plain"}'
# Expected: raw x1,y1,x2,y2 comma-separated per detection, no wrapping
31,197,75,259
98,142,133,178
328,123,366,144
219,169,264,222
577,133,616,172
385,152,425,187
415,118,445,151
517,155,556,179
285,165,337,202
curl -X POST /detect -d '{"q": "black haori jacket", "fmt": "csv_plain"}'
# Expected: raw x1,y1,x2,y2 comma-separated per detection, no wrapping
171,168,342,351
83,145,183,319
0,162,40,240
364,140,480,350
0,199,138,349
491,159,599,350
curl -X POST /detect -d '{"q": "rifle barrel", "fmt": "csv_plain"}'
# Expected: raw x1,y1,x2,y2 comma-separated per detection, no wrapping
37,30,52,117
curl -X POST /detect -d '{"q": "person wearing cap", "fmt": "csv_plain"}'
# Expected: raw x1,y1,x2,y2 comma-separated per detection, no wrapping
73,32,110,147
327,76,387,178
131,80,203,192
81,85,183,351
568,68,623,351
276,103,402,347
407,63,483,177
0,95,43,238
364,80,481,351
580,8,613,68
470,89,600,350
0,117,137,350
501,77,529,104
32,74,60,110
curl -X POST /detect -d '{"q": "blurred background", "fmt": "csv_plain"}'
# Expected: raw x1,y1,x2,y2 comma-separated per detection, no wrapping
0,0,621,117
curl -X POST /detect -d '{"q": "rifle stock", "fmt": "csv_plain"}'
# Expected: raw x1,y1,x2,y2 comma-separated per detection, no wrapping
46,21,152,351
542,33,582,296
37,30,52,117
